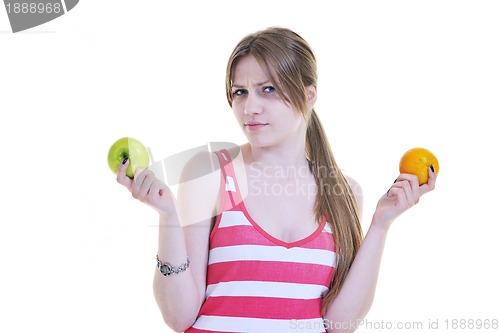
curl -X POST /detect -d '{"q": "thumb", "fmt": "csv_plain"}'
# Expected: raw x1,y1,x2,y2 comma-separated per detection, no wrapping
116,157,133,188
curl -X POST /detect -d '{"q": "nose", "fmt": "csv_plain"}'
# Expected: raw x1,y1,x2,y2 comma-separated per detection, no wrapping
243,92,263,115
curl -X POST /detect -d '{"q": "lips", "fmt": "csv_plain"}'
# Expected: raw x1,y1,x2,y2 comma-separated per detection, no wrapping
244,122,269,131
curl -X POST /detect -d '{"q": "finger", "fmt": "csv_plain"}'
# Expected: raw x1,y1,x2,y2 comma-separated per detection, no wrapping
157,182,172,199
388,184,418,214
396,173,420,192
417,166,437,195
397,174,420,202
149,181,165,205
131,169,150,199
386,186,406,205
116,158,133,189
134,167,145,178
393,176,421,207
386,185,399,198
425,165,437,191
394,180,414,206
137,172,155,201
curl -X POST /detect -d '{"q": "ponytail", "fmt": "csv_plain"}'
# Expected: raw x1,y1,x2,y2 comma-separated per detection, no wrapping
306,109,364,315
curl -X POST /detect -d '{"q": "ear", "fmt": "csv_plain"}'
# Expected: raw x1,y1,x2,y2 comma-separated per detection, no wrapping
306,85,317,109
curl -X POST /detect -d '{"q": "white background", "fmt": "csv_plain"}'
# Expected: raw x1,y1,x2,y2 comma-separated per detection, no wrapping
1,1,499,332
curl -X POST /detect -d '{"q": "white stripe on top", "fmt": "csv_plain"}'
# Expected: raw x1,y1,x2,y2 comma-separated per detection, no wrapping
192,315,326,333
219,210,333,234
206,280,329,299
208,244,336,267
218,211,253,228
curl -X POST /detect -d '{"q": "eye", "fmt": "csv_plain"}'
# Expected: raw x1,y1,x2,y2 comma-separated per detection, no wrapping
232,89,247,96
263,86,276,93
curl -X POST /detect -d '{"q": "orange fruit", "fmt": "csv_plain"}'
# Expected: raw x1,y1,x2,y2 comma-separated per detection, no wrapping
399,147,439,185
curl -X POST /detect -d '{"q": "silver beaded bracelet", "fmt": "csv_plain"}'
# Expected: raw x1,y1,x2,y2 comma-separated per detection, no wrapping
156,255,190,276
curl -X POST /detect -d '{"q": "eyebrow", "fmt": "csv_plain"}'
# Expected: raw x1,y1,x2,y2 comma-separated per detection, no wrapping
232,81,272,89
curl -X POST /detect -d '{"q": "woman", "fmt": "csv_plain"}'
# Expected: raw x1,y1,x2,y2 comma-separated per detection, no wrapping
117,27,437,333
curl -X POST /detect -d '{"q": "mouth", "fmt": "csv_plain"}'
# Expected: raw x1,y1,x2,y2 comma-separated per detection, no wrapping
244,122,269,131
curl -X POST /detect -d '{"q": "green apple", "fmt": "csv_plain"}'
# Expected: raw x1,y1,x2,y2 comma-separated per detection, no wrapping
108,137,149,178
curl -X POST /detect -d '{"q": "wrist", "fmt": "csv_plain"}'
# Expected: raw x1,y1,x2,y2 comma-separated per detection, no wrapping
156,255,190,276
370,213,394,233
159,212,182,227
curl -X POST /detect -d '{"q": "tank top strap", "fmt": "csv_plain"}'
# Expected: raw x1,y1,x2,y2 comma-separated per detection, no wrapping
213,149,243,213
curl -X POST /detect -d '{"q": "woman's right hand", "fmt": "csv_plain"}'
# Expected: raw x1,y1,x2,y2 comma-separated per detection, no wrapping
116,158,178,218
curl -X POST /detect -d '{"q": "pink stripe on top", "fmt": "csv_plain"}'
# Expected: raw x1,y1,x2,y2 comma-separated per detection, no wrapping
185,149,336,333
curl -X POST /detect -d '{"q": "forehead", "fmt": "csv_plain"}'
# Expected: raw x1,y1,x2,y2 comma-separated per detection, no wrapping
232,56,271,85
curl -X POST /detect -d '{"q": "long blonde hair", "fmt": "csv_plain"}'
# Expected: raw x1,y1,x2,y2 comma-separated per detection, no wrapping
225,27,363,314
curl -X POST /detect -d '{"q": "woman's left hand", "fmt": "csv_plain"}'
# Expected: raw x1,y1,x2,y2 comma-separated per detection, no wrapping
373,166,437,230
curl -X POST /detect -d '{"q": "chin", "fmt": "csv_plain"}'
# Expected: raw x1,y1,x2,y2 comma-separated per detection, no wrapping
246,136,281,150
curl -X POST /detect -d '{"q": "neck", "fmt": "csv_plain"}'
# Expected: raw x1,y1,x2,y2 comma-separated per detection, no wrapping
242,136,311,180
245,144,308,166
242,116,313,175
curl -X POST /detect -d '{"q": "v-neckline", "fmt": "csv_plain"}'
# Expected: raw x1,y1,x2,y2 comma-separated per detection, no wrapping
237,200,327,249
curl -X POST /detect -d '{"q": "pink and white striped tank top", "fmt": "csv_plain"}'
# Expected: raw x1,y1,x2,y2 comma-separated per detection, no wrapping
185,149,336,333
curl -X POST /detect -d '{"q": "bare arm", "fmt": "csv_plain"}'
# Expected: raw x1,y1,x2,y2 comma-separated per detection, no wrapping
153,213,207,332
117,151,219,332
324,168,437,333
154,151,220,331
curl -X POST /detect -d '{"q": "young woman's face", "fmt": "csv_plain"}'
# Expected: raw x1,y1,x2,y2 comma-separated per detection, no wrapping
231,56,309,150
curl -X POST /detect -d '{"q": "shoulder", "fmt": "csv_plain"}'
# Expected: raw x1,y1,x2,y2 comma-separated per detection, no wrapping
178,143,243,189
177,149,222,226
344,174,363,217
179,149,220,183
344,174,362,198
179,144,242,179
